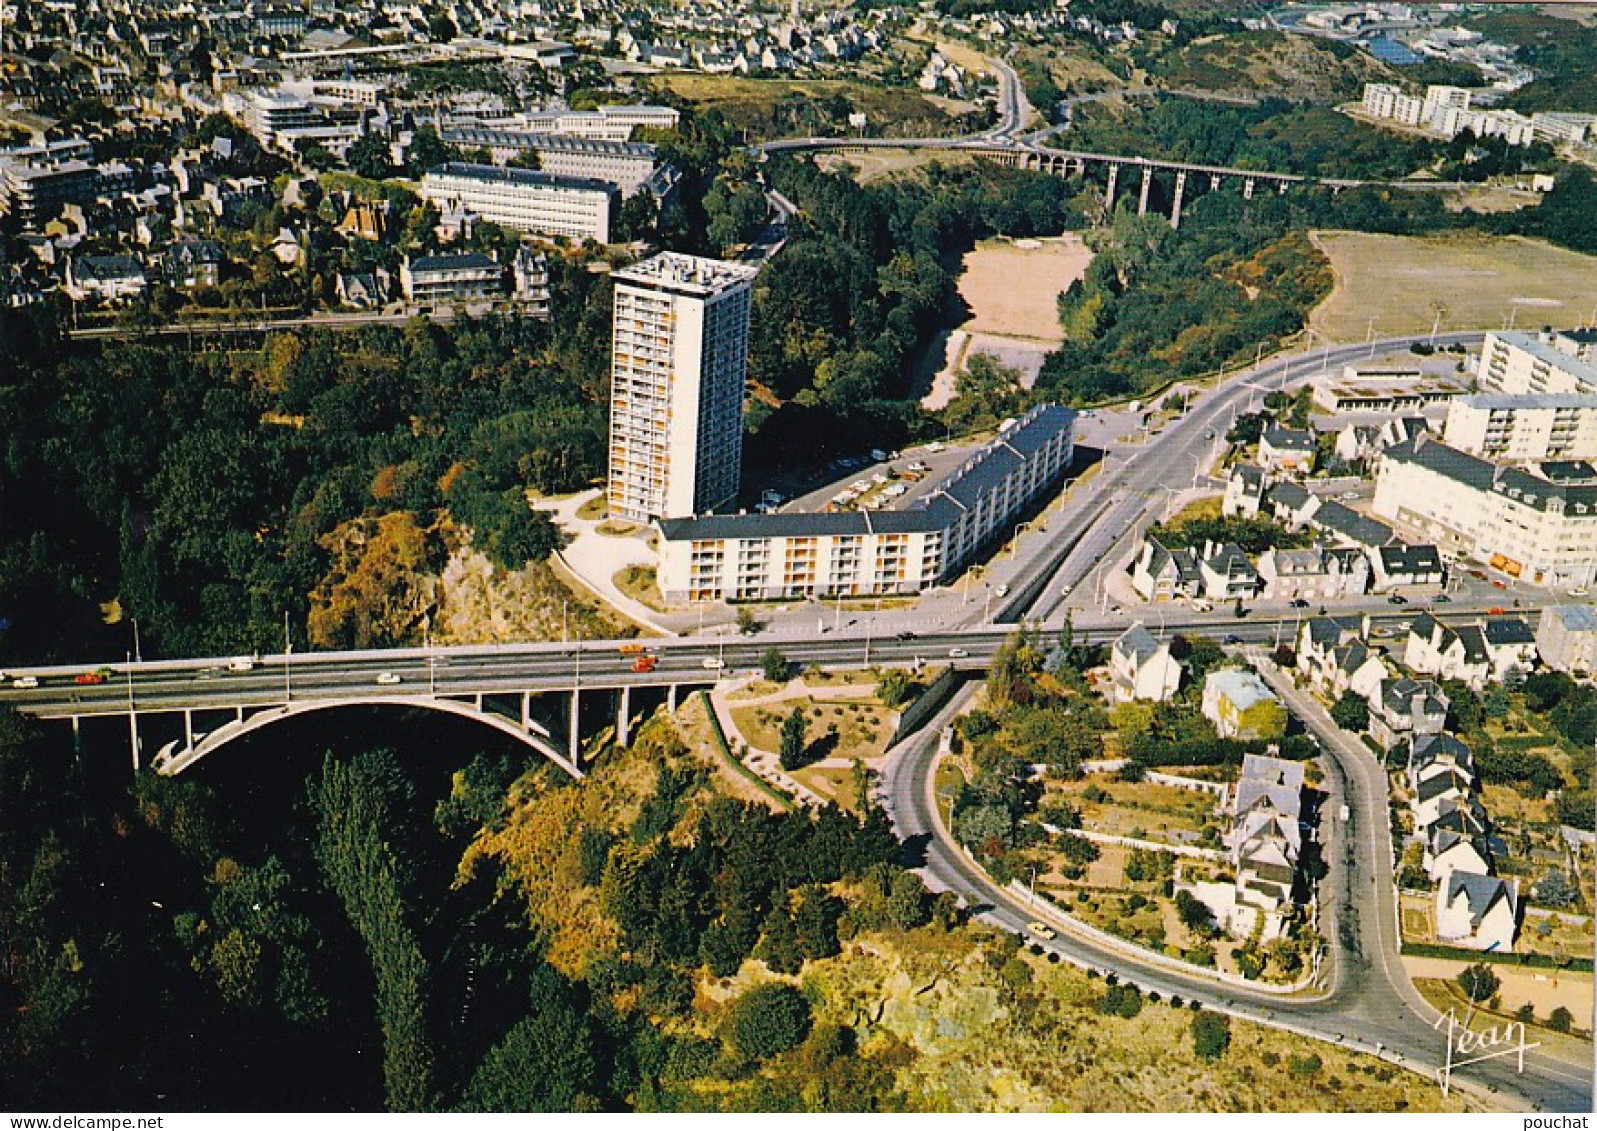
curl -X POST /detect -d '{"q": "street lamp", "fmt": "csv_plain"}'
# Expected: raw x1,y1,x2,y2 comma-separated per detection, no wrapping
1009,520,1031,559
283,610,291,702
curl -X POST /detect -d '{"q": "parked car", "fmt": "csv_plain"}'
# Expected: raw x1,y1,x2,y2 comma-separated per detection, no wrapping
1387,594,1408,605
1492,579,1507,590
375,672,402,685
1289,598,1310,609
995,584,1010,597
1433,594,1452,604
618,642,646,655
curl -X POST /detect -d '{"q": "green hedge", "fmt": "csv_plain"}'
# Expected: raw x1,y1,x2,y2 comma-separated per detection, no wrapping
1490,733,1557,752
1400,941,1593,972
695,690,796,812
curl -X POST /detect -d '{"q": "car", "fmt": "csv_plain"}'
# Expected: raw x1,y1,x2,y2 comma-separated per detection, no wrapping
948,647,970,659
700,657,726,670
1203,430,1215,439
631,655,657,673
1289,598,1310,609
1492,579,1507,590
1468,569,1488,581
1387,594,1408,605
895,631,918,641
1372,627,1393,638
75,672,107,685
1341,491,1361,501
1026,921,1057,940
995,584,1010,597
1223,634,1243,646
228,657,256,672
375,672,402,685
1433,593,1452,604
1570,587,1590,597
1487,606,1505,616
11,676,38,689
618,642,647,655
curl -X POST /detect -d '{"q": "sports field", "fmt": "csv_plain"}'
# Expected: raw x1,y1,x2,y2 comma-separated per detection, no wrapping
1309,231,1597,341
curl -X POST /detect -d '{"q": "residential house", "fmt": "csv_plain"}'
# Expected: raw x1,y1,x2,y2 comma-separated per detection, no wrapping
1481,617,1538,680
1258,427,1316,474
1222,464,1265,519
1369,543,1445,592
1413,764,1476,829
163,239,222,289
1202,669,1286,740
1131,536,1201,602
1197,540,1259,601
1258,544,1369,600
400,253,503,303
1536,604,1597,674
1404,614,1491,688
1300,631,1388,701
66,254,147,302
1434,871,1518,952
1425,827,1494,884
1108,623,1182,703
1367,677,1450,749
1262,481,1319,529
1184,754,1303,941
1308,500,1396,551
336,270,385,309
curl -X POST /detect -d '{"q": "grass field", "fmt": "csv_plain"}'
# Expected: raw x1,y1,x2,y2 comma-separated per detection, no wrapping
730,696,896,760
1309,231,1597,341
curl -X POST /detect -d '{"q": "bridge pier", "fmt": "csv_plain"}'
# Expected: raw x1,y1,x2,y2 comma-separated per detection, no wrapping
1137,163,1152,216
616,686,631,748
1209,173,1221,192
184,708,194,751
521,691,531,730
1278,180,1289,195
569,688,581,769
1104,163,1119,215
1171,170,1188,230
1243,177,1256,200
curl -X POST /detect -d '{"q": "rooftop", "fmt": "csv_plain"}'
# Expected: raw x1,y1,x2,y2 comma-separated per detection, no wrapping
422,161,615,195
613,251,759,297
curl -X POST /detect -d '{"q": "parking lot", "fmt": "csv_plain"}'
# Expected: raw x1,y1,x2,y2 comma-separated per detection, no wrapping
778,438,987,516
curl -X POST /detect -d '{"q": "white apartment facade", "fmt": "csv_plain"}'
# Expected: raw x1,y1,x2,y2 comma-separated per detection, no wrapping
1478,329,1597,397
608,253,758,524
1373,434,1597,588
654,406,1076,602
1443,394,1597,462
419,162,615,243
439,129,663,196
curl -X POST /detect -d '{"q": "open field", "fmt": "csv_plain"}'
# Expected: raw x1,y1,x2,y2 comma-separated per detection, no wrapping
1409,960,1593,1034
957,236,1093,342
730,695,897,760
1309,231,1597,341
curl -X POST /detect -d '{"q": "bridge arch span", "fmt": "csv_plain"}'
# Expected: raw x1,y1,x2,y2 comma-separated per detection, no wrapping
149,695,583,779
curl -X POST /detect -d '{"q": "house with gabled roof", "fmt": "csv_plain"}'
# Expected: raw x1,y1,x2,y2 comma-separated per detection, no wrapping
1108,623,1182,703
1259,427,1316,474
1435,871,1518,952
1222,464,1265,518
1263,480,1319,529
1131,536,1201,602
1184,753,1304,942
1369,542,1445,592
1405,613,1491,688
1197,540,1259,600
1368,677,1450,749
1425,827,1493,884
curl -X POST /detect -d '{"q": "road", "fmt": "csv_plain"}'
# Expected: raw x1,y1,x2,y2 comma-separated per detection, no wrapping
882,679,1595,1112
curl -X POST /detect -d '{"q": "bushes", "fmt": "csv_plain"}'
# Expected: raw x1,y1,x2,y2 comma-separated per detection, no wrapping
727,983,813,1060
1099,983,1143,1019
1457,963,1500,1003
1191,1012,1231,1061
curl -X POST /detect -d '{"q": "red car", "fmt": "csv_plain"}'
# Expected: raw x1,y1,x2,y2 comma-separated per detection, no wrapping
75,669,111,685
1491,579,1507,589
1487,606,1505,616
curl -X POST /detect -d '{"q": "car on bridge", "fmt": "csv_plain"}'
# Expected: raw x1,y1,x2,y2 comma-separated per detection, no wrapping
618,642,647,655
75,668,113,685
375,672,402,685
701,657,725,671
631,655,657,673
947,647,969,659
11,676,38,689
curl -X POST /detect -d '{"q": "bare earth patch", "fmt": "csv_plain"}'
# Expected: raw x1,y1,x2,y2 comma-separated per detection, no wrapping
1309,231,1597,342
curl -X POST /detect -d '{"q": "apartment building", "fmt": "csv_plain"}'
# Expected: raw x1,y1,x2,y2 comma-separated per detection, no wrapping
1478,329,1597,397
440,128,664,196
418,163,616,243
1536,604,1597,674
469,105,680,142
608,253,758,524
1363,83,1424,126
1443,394,1597,462
1373,433,1597,588
0,159,100,229
399,253,503,303
654,405,1076,602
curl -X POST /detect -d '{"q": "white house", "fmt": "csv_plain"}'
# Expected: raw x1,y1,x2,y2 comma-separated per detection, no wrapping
1537,604,1597,675
1222,465,1265,519
1108,623,1182,703
1435,871,1518,952
1258,427,1316,474
1425,827,1493,885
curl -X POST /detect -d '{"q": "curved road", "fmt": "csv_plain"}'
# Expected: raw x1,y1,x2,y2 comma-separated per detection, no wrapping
883,682,1594,1112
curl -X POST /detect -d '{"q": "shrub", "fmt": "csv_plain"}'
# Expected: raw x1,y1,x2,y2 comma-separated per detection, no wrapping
1287,1052,1323,1077
1191,1011,1231,1061
1457,963,1499,1003
1547,1007,1574,1034
728,983,812,1059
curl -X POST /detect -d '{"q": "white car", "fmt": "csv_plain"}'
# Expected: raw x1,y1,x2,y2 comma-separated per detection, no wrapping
375,672,402,685
228,657,256,672
995,584,1010,597
700,657,726,670
11,676,39,689
948,647,970,659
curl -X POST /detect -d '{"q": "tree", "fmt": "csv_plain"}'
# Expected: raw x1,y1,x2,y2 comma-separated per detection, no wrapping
1457,963,1499,1003
778,706,809,771
347,133,394,180
793,886,843,961
1547,1006,1574,1034
1190,1011,1231,1061
754,903,804,974
1330,692,1368,732
736,607,761,635
1534,870,1577,908
761,648,790,683
877,668,914,708
458,979,597,1112
728,983,812,1059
